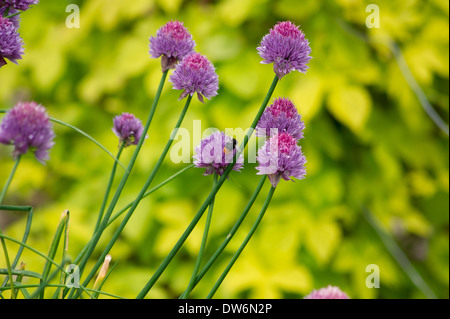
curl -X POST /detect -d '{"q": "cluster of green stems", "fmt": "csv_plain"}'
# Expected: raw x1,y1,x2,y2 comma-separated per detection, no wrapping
0,69,279,299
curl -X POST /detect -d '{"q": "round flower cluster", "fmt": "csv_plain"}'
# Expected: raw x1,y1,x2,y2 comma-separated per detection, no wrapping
304,285,350,299
149,20,195,72
170,52,219,103
256,97,305,140
0,101,55,163
0,0,39,11
255,97,306,188
257,21,312,79
0,0,38,67
0,15,23,67
193,131,243,176
112,113,145,147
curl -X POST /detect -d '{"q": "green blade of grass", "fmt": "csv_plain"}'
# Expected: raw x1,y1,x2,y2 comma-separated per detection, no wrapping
39,210,69,299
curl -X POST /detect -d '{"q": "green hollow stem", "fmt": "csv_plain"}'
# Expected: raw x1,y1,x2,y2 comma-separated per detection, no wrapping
73,94,193,298
363,209,437,299
0,156,21,204
106,164,194,227
0,229,15,298
39,211,69,299
206,186,276,299
64,164,194,278
180,175,267,297
2,7,9,17
70,70,168,288
93,142,125,233
0,269,42,280
0,283,125,299
0,205,33,290
6,12,22,19
181,172,218,299
0,233,97,299
136,74,279,299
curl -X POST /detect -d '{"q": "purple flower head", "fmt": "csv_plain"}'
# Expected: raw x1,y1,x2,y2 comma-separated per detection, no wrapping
256,132,306,187
0,101,55,163
170,52,219,103
304,285,350,299
0,0,38,11
256,97,305,140
149,20,195,72
193,131,243,176
112,113,144,147
257,21,312,79
0,15,24,68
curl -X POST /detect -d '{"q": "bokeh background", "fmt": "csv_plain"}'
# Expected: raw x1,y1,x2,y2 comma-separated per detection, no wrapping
0,0,448,299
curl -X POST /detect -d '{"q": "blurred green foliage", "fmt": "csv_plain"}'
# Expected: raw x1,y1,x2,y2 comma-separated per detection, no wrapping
0,0,448,299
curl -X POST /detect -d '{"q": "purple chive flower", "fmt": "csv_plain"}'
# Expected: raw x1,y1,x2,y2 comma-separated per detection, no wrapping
304,285,350,299
0,7,20,29
193,131,243,176
0,0,39,11
257,21,312,79
256,132,306,188
170,52,219,103
0,15,24,67
112,113,144,147
149,20,195,72
0,101,55,163
256,97,305,140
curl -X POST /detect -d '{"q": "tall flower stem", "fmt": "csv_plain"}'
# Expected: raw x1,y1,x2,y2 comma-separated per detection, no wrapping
0,228,15,298
206,186,276,299
93,142,125,233
179,175,267,297
0,205,33,291
0,156,21,204
181,172,218,299
136,75,279,299
72,94,193,298
64,70,168,298
66,164,194,270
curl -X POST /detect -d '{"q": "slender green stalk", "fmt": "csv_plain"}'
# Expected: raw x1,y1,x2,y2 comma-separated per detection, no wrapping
73,94,193,298
0,283,125,299
207,186,276,299
0,156,21,204
107,164,194,227
40,210,69,299
136,75,279,299
2,7,9,17
53,210,71,299
181,172,218,299
0,205,33,290
0,110,127,171
0,233,99,299
0,268,42,280
363,209,437,299
180,175,267,297
0,233,66,270
94,142,125,233
0,228,15,298
68,164,194,269
49,117,128,171
6,11,22,19
71,70,168,289
335,19,449,137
